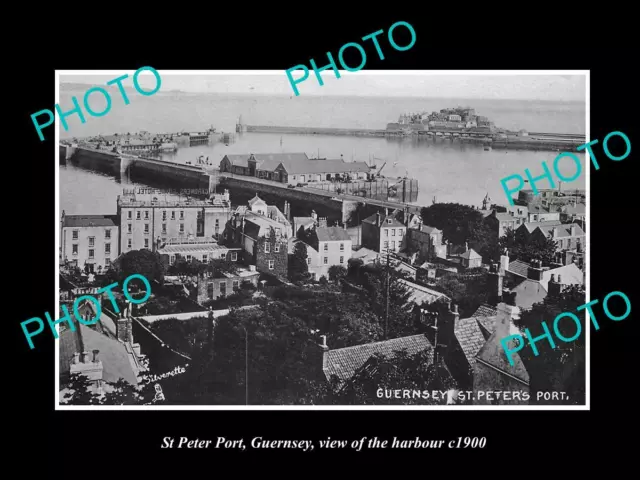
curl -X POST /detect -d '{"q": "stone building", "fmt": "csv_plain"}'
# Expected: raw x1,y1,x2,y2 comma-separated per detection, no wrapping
60,211,119,274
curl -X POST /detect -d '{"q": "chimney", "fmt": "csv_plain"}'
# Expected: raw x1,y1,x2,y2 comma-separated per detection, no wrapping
434,303,459,365
116,316,133,343
548,273,563,297
376,211,381,227
70,350,103,381
73,352,80,364
551,227,558,238
570,225,576,236
500,249,509,274
319,335,329,371
465,241,469,252
527,259,544,281
495,300,520,341
488,263,504,305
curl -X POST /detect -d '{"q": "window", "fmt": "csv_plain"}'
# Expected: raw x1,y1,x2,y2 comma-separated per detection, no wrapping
219,282,227,298
383,241,389,249
127,223,132,234
392,229,396,236
385,229,389,237
202,254,208,263
179,211,184,220
88,249,94,259
105,229,111,239
265,229,270,238
324,243,328,252
220,253,226,259
274,243,280,253
275,228,280,236
144,224,149,234
264,242,270,253
340,256,344,264
268,260,275,270
136,211,141,220
162,211,167,221
105,243,111,254
72,230,78,240
144,210,149,220
231,252,238,261
162,223,167,234
127,211,132,220
307,257,311,265
144,238,151,248
399,229,403,237
387,219,392,224
72,244,78,255
179,223,184,234
171,211,176,220
127,238,132,249
186,255,192,262
324,257,328,265
169,255,175,265
340,243,344,251
105,258,110,267
207,282,214,299
391,241,396,249
232,280,240,290
88,237,95,247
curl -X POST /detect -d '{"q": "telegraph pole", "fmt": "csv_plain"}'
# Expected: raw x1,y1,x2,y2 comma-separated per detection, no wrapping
385,248,390,340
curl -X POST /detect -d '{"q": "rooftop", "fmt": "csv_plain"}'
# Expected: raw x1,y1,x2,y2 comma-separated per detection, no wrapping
62,215,118,228
315,226,351,242
118,195,230,208
460,248,482,260
323,334,434,382
399,279,450,305
158,242,240,255
363,213,406,228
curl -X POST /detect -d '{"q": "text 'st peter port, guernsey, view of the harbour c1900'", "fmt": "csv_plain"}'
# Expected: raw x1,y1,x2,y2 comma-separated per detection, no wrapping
59,74,586,216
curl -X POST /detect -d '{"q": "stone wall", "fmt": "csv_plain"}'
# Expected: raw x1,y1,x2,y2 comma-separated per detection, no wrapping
255,230,288,279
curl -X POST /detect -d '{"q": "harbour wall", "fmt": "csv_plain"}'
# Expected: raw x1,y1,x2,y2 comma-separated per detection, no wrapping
242,124,387,137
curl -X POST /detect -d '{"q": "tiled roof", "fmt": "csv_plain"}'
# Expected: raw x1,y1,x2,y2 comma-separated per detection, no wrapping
472,304,498,318
460,248,482,260
508,259,531,277
315,226,351,242
63,215,118,228
323,334,434,382
476,316,497,339
520,220,563,233
455,317,493,367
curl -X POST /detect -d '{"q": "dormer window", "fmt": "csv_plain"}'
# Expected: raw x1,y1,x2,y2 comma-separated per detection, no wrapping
387,219,392,224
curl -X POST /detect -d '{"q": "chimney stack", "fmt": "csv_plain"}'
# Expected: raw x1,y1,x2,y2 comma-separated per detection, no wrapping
92,349,100,362
548,274,563,297
488,262,504,305
495,300,520,341
527,259,544,281
81,351,89,363
376,211,381,227
73,352,80,364
500,249,509,274
434,303,459,365
570,225,576,236
116,316,133,343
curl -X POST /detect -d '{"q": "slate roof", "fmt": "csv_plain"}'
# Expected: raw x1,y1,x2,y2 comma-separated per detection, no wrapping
363,214,405,228
519,220,563,234
323,334,434,382
63,215,118,228
315,226,351,242
537,223,585,238
460,248,482,260
508,259,531,277
399,279,449,306
476,324,530,384
59,324,139,385
223,154,250,167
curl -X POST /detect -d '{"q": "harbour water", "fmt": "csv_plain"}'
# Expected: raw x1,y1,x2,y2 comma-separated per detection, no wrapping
59,91,586,215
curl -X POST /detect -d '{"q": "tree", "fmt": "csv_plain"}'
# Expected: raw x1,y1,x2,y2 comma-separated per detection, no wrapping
315,350,458,405
499,228,558,265
420,203,497,260
61,372,158,405
289,241,310,282
110,249,165,285
168,256,206,285
515,285,586,405
434,272,490,318
361,264,414,339
328,265,347,283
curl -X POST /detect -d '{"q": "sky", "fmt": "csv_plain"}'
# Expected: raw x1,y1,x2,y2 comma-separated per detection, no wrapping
60,72,587,102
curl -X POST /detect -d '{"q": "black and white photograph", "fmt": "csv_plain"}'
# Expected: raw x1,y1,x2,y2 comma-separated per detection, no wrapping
55,71,588,409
